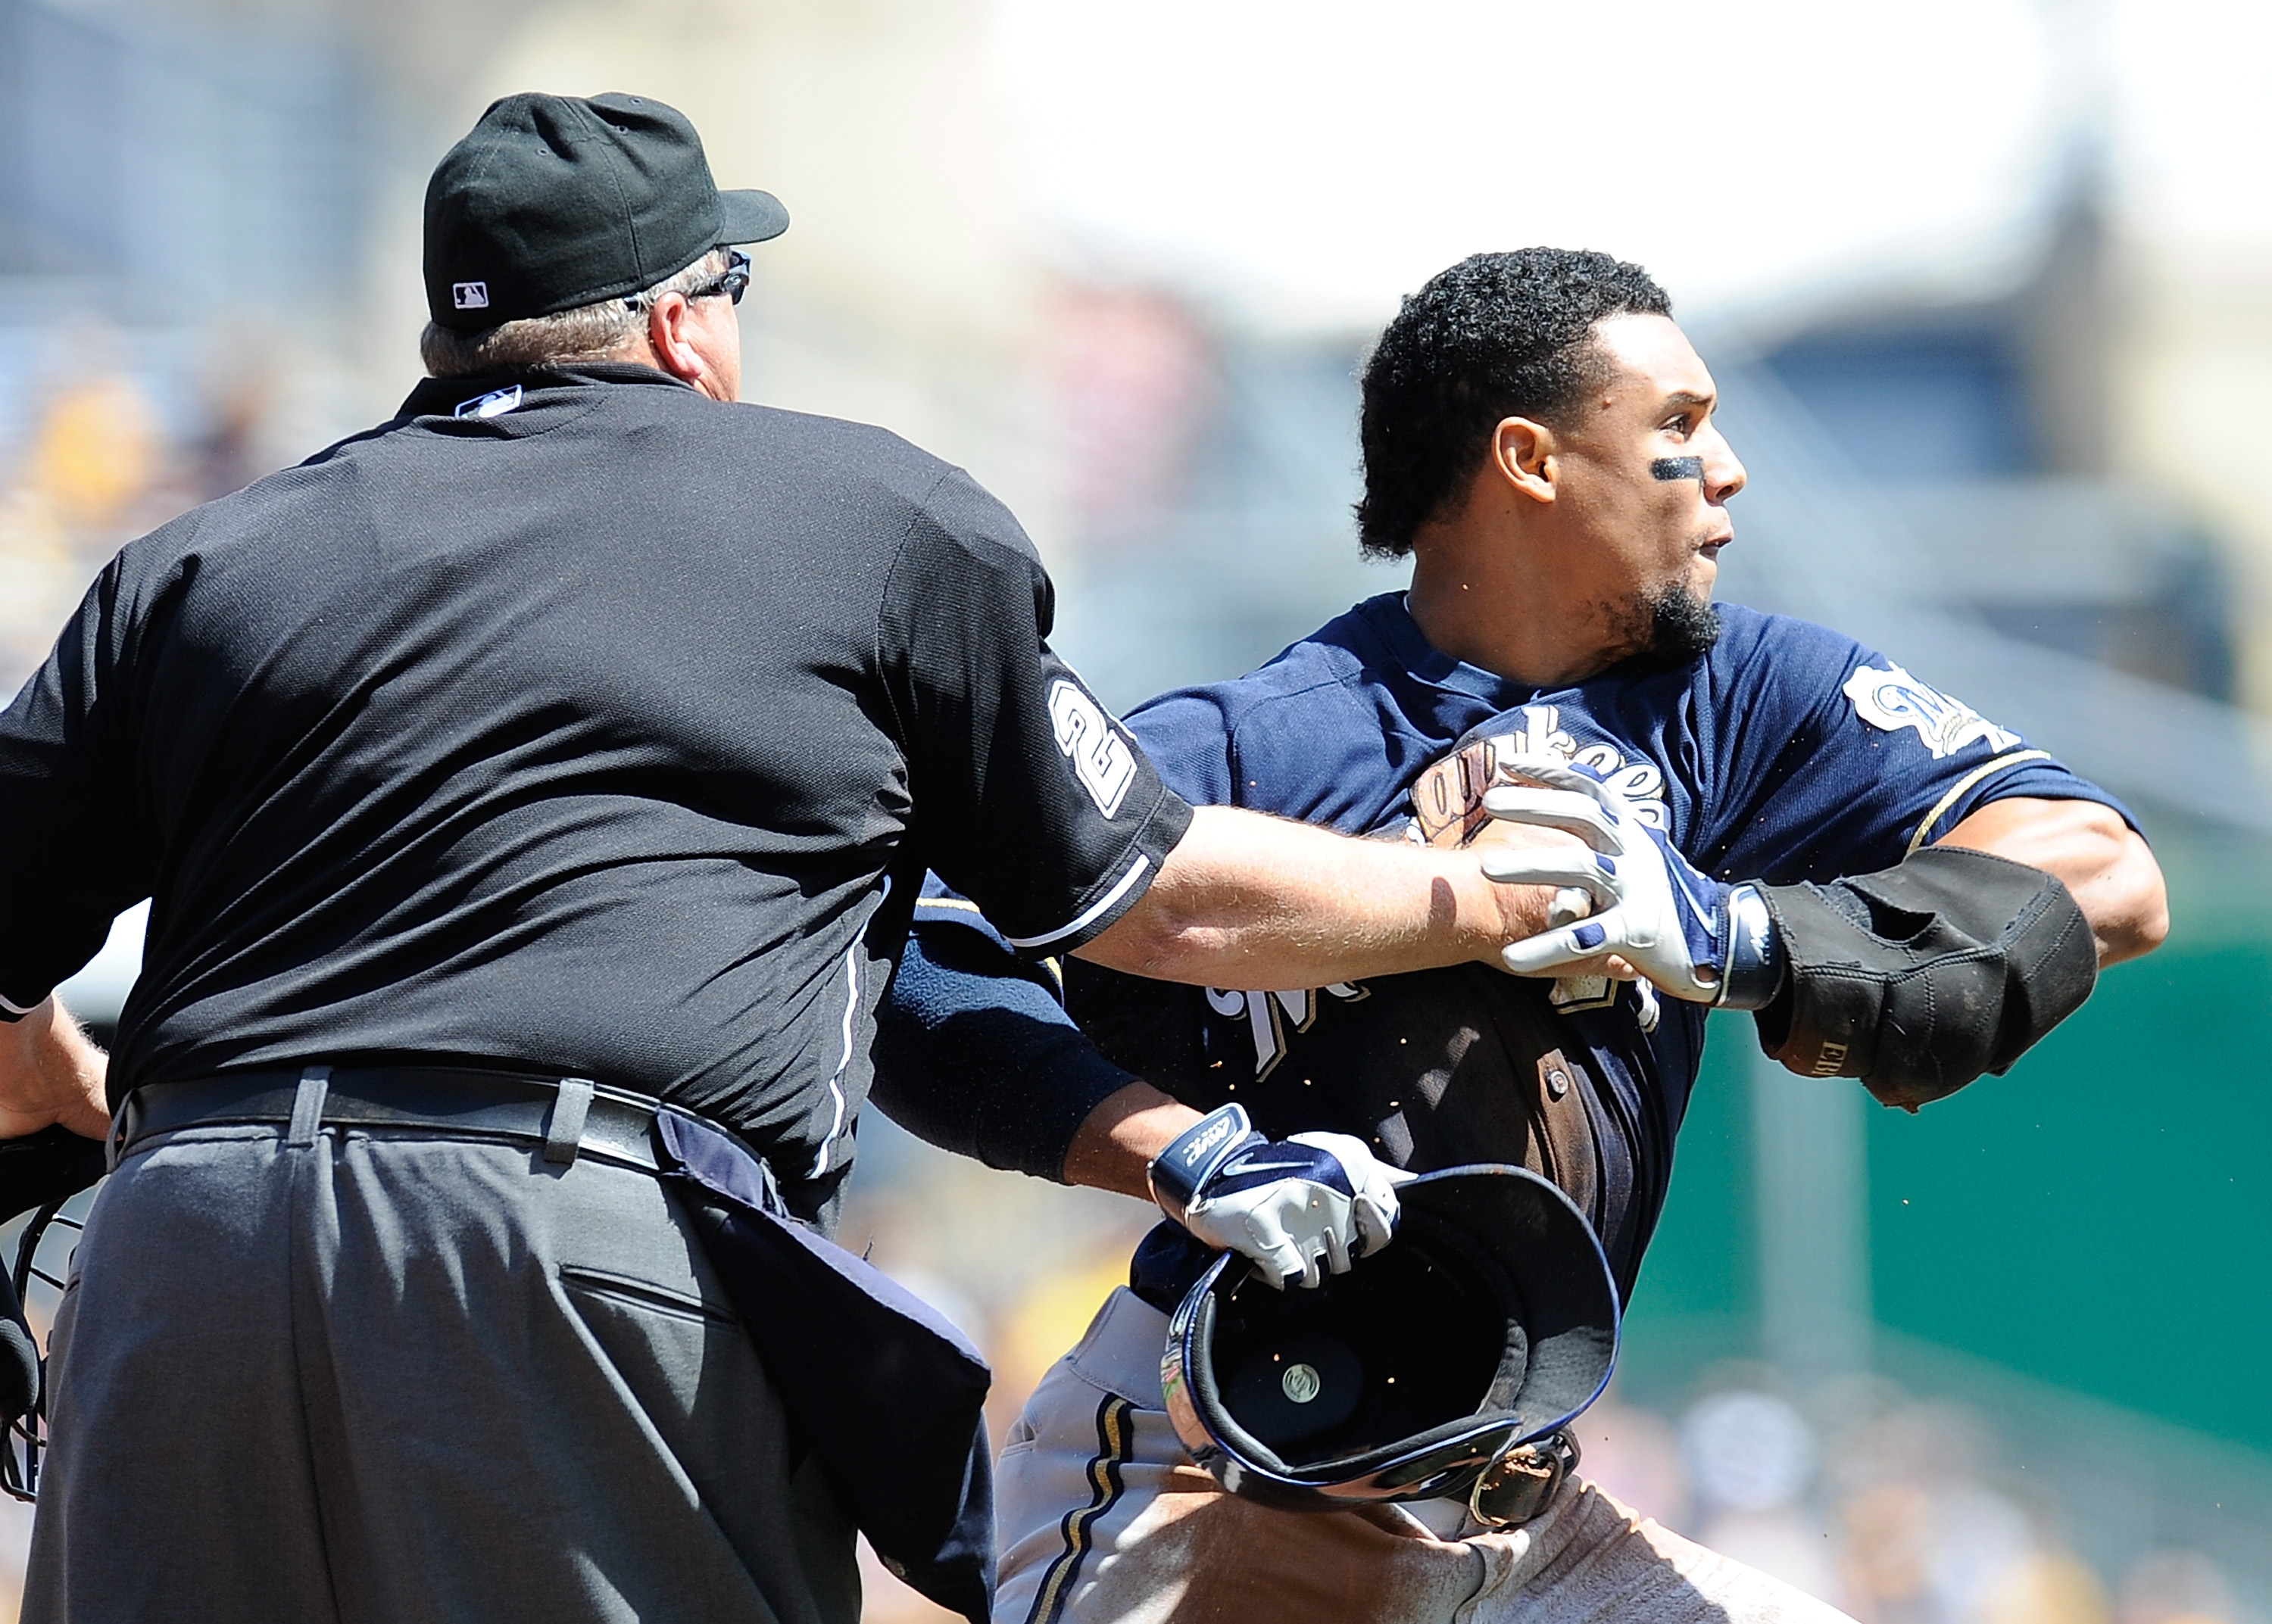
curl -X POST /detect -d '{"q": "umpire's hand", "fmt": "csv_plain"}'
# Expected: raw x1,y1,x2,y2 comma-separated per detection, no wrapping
0,996,110,1142
1147,1103,1409,1289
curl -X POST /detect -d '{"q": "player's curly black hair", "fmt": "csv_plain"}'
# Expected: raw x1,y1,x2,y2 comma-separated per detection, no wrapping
1356,249,1671,559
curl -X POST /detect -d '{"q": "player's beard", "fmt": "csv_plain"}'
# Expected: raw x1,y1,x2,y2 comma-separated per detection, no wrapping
1643,579,1723,662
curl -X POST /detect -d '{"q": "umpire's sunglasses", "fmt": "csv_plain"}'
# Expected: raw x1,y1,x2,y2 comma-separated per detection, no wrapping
691,250,752,307
625,251,751,313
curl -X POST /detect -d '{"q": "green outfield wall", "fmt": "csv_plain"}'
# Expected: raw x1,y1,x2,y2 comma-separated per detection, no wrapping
1623,828,2272,1455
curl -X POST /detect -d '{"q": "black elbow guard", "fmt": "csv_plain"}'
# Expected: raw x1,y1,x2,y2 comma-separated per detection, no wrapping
1751,846,2098,1111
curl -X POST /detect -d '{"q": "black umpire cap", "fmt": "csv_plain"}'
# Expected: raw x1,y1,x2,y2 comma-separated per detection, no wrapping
1162,1164,1620,1516
423,91,789,331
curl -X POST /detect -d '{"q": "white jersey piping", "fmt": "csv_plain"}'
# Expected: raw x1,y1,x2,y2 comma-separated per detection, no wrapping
808,939,860,1180
1003,853,1152,950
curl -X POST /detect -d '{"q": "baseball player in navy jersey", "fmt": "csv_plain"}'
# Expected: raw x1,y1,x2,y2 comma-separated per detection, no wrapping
873,248,2166,1624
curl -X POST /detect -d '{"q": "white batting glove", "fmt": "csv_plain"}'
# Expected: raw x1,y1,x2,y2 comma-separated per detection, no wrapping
1147,1103,1408,1289
1478,756,1735,1004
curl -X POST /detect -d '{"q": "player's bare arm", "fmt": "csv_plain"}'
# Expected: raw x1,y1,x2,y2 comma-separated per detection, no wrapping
1075,802,1586,988
1937,795,2166,966
1060,1079,1198,1201
0,998,108,1139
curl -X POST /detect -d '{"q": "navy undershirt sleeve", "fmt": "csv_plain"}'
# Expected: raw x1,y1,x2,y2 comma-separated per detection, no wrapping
869,888,1138,1181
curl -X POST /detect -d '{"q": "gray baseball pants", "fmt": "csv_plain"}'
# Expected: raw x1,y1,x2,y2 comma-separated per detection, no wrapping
22,1116,861,1624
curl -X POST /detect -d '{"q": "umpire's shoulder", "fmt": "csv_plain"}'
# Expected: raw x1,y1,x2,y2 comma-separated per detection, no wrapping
708,399,957,493
713,402,1037,565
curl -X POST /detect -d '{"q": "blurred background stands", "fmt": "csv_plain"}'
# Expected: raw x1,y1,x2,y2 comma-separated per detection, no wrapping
6,2,2272,1619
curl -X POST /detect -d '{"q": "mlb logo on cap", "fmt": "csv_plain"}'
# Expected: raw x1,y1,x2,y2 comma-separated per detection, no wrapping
423,92,787,331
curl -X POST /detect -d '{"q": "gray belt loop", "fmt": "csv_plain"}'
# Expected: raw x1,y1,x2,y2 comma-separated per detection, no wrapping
545,1078,595,1165
287,1065,332,1148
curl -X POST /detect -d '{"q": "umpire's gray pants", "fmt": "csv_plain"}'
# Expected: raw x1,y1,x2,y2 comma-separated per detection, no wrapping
22,1119,862,1624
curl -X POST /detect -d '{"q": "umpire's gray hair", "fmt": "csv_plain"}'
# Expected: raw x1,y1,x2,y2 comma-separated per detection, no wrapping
419,248,731,377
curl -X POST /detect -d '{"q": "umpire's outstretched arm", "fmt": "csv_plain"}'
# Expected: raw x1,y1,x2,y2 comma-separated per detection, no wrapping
1076,803,1578,990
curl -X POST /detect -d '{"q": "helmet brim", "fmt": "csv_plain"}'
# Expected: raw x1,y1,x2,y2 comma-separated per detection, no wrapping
1162,1163,1618,1512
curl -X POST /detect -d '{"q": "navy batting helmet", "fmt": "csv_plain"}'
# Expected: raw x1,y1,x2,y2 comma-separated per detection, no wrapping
1160,1164,1618,1523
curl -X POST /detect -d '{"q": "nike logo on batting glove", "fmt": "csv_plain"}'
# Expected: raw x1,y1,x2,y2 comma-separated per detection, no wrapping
1478,756,1733,1004
1147,1105,1404,1289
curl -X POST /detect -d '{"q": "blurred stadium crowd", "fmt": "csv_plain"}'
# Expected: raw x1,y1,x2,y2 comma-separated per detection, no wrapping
0,332,289,691
6,1,2272,1621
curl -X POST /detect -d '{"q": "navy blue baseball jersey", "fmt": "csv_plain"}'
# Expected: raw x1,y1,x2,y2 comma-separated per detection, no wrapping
876,591,2130,1298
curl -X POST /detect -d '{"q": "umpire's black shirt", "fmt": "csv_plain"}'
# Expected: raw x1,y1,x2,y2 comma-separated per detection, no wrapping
0,364,1190,1214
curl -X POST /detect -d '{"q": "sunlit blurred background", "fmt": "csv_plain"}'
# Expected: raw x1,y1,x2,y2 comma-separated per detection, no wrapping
5,0,2271,1618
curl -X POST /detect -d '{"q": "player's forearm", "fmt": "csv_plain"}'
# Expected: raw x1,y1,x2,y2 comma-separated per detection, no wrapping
1077,805,1555,987
1060,1080,1202,1202
0,996,110,1140
1936,797,2168,967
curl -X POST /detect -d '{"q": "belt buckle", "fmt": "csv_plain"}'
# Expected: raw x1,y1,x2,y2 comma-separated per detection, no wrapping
1466,1430,1577,1530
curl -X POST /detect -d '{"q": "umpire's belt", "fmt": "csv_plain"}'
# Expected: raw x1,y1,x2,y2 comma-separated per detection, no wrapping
115,1064,703,1175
